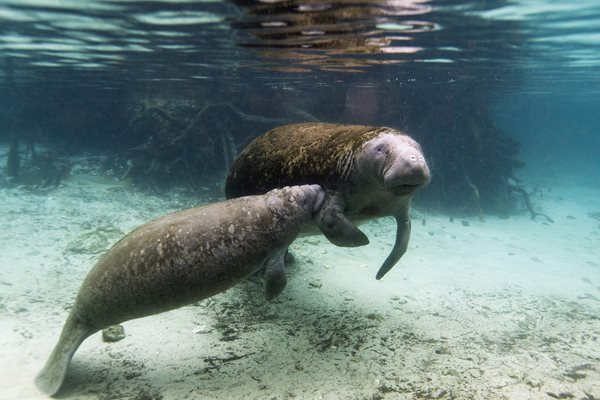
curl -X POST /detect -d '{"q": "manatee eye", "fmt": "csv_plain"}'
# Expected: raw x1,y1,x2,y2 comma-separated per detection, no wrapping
374,144,386,154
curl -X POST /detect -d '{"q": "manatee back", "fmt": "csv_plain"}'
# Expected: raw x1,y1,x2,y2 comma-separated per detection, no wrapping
225,123,385,198
74,195,301,328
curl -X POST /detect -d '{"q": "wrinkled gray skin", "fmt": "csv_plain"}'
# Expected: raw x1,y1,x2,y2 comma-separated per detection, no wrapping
331,133,431,279
35,184,325,396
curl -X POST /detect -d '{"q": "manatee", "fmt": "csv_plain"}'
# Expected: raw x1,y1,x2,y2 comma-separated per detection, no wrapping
225,123,430,279
35,184,325,396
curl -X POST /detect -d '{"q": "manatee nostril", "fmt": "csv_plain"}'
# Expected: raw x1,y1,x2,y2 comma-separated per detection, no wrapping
409,155,417,161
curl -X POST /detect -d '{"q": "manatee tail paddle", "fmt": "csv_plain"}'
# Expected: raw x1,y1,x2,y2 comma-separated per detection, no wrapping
35,312,96,396
376,215,411,280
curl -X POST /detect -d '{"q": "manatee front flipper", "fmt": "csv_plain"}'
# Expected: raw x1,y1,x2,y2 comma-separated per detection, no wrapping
376,214,411,280
315,191,369,247
263,247,288,301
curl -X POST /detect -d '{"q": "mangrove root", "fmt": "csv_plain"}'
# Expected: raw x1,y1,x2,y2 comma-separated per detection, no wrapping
463,167,485,222
508,184,554,223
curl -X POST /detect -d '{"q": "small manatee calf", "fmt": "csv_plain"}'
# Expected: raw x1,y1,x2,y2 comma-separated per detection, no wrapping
225,123,430,279
35,185,325,396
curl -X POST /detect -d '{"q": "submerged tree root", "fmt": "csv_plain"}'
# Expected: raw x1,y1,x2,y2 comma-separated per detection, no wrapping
463,167,485,222
123,100,298,190
508,183,554,223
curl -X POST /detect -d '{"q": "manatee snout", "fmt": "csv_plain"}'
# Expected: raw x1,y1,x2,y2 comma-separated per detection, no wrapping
292,184,326,215
383,143,430,191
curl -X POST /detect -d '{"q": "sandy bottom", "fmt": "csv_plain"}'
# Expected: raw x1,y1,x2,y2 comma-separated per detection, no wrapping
1,157,599,400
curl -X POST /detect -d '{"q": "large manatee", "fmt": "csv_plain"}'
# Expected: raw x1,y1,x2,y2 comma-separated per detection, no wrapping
225,123,430,279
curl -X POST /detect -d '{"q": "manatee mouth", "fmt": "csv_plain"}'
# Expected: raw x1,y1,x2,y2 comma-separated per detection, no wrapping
390,184,420,196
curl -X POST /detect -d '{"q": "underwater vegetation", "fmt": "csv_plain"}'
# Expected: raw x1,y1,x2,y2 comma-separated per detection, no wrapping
3,107,68,188
0,0,533,219
1,80,531,219
1,88,532,221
